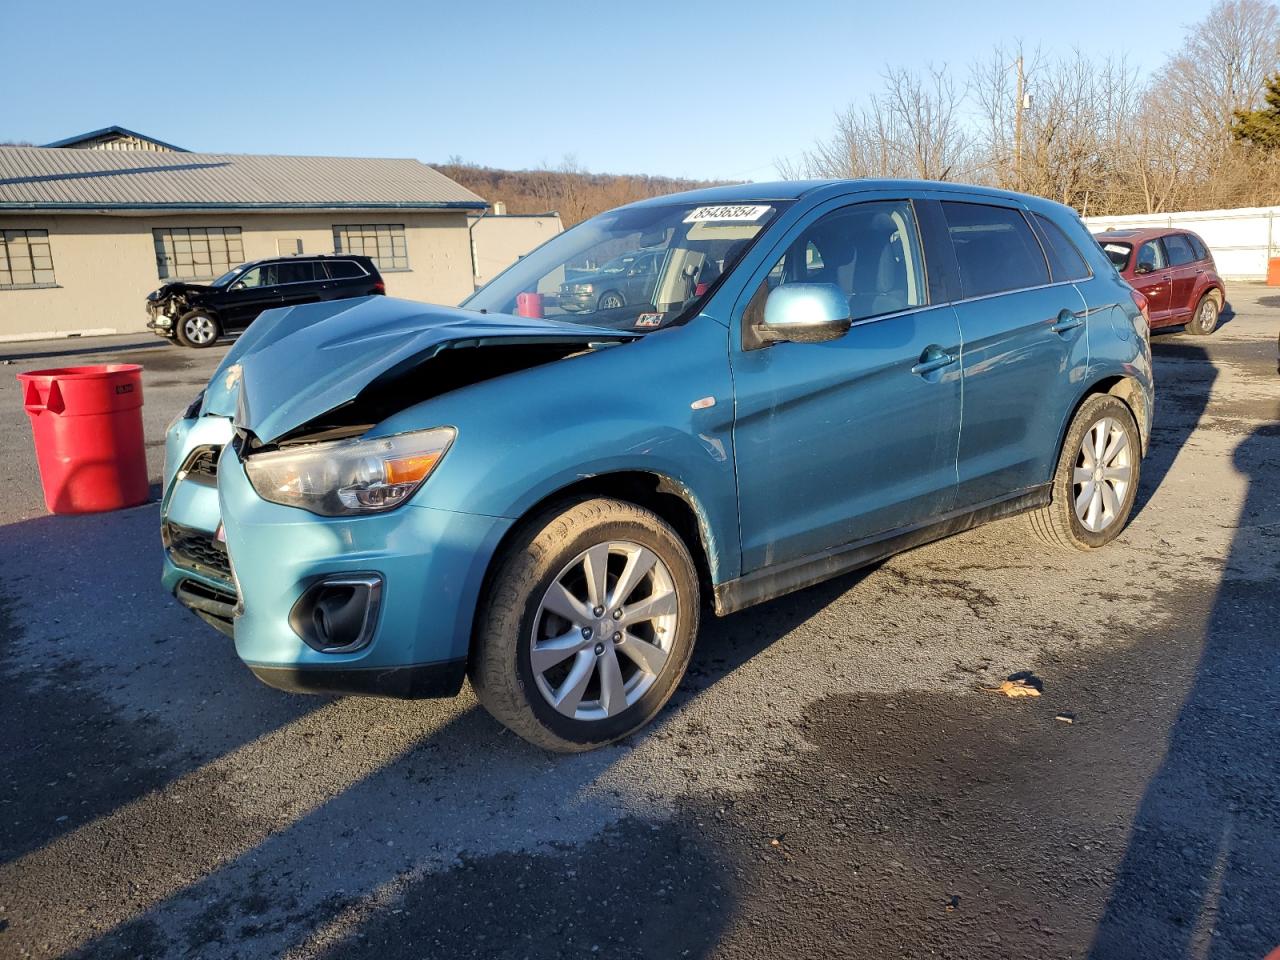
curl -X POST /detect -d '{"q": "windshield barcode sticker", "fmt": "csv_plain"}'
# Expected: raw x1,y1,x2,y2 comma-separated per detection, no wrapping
683,204,771,224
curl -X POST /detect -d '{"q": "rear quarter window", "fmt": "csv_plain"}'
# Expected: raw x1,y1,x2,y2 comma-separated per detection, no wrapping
1032,213,1090,282
326,260,367,279
941,202,1049,298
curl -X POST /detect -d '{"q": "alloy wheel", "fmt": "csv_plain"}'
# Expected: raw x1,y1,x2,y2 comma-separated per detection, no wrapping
1072,416,1133,533
529,540,678,721
184,315,217,345
1197,298,1217,333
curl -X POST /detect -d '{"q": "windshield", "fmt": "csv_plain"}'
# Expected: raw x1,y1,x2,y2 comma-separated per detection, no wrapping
210,264,247,287
1099,241,1132,271
464,201,789,331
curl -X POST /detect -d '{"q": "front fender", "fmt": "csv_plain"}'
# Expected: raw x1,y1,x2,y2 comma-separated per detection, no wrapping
371,316,743,583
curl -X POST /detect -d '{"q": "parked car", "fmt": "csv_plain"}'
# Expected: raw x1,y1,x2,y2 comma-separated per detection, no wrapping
558,249,665,313
1094,228,1225,335
162,181,1152,752
146,254,385,348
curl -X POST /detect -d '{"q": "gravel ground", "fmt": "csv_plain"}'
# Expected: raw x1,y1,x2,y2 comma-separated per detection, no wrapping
0,294,1276,960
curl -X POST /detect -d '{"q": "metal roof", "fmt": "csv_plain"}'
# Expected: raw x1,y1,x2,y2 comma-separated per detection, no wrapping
43,126,190,152
0,146,488,212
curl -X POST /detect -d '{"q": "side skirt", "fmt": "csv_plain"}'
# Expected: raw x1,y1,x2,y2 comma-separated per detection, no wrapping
713,485,1051,616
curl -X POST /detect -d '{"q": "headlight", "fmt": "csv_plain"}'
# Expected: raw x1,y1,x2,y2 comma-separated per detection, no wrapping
244,427,455,516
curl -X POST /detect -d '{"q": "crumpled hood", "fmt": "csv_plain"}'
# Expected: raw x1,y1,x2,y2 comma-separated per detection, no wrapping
148,281,216,301
215,296,628,444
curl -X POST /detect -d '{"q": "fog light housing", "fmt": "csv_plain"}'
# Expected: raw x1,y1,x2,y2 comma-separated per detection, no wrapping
288,574,383,653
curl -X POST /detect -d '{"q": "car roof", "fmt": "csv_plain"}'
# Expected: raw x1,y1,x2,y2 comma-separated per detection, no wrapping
1091,227,1196,244
621,178,1063,210
237,253,373,269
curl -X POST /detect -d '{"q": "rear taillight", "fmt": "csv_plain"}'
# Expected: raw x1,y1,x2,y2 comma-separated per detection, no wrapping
1130,288,1150,332
373,281,386,294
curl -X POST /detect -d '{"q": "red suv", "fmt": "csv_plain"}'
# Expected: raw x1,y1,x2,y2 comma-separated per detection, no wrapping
1094,228,1226,335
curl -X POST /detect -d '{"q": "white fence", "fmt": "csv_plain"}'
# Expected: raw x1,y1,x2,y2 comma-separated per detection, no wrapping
1085,206,1280,282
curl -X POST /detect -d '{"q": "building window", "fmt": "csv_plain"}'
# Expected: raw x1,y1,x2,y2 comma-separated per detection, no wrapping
0,229,56,288
152,227,245,280
333,223,409,271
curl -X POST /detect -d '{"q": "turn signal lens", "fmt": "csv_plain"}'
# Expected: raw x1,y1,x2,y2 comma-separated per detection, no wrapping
1130,288,1150,332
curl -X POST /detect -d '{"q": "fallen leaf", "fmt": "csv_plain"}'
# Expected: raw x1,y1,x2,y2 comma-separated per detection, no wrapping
987,679,1041,698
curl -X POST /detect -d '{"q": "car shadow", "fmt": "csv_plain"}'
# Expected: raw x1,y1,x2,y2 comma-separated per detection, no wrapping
1089,423,1280,959
1130,340,1214,520
0,503,321,866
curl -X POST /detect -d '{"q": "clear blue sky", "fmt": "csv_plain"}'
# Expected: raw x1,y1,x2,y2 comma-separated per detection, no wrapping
3,0,1215,180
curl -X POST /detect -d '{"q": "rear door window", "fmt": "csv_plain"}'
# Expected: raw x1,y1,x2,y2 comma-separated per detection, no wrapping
275,261,316,284
1033,213,1090,282
1162,234,1197,266
941,202,1049,298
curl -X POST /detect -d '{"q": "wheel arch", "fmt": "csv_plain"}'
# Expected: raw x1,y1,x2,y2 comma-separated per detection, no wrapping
1058,374,1150,460
469,470,719,661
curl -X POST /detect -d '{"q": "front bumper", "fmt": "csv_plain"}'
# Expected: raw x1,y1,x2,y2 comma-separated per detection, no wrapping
219,449,513,699
162,414,237,633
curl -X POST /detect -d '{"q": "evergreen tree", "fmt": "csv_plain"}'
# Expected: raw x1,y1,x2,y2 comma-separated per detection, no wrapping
1233,73,1280,148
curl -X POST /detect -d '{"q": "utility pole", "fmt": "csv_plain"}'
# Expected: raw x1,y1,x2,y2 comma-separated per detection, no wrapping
1014,54,1025,191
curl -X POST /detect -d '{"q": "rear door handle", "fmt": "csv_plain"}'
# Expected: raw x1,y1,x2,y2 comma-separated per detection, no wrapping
1049,309,1085,334
911,348,959,376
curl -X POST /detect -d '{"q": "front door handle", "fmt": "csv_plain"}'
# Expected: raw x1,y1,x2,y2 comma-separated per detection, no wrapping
911,347,959,377
1049,309,1085,335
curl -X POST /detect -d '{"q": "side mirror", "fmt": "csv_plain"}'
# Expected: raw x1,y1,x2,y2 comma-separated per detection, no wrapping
1134,262,1154,275
757,283,852,344
230,280,246,291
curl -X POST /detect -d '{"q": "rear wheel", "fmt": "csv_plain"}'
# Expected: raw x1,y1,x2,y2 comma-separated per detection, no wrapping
1186,293,1219,336
1027,394,1142,551
470,498,699,752
175,310,221,348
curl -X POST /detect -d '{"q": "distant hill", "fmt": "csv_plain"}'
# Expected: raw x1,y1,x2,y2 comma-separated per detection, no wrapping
434,161,733,226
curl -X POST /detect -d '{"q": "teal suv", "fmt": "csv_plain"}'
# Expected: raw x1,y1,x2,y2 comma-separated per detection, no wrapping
161,180,1153,751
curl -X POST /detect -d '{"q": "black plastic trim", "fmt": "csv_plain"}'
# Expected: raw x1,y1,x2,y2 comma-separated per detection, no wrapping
246,659,468,700
714,486,1051,615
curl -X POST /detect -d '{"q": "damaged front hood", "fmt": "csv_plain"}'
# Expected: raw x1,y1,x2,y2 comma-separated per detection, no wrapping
148,281,216,301
228,296,631,444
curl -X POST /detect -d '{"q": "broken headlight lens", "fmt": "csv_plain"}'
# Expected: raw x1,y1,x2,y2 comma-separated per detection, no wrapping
244,427,456,516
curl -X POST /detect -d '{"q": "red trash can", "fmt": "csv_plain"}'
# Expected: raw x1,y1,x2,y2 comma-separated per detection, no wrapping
17,364,150,514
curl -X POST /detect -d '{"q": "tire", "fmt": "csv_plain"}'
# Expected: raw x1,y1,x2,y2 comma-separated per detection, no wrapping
1026,394,1142,551
470,497,700,752
175,310,221,348
597,291,625,311
1185,292,1219,336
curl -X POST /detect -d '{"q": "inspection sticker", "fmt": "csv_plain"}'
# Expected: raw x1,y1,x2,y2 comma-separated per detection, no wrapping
683,204,771,224
635,312,664,328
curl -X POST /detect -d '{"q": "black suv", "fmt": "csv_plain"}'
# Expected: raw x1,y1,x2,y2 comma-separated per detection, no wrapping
146,255,385,348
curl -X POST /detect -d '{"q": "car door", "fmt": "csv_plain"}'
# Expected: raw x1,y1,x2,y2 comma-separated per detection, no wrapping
275,260,322,307
1131,238,1173,325
936,199,1091,508
222,264,283,330
623,252,658,306
730,197,963,572
1160,233,1199,322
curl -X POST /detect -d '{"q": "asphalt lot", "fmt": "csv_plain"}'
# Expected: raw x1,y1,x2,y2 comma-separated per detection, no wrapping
0,295,1277,960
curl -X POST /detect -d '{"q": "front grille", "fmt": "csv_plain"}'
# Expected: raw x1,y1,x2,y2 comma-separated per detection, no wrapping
165,521,232,584
180,445,221,486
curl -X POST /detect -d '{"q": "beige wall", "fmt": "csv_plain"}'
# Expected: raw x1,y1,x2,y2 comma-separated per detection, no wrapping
0,210,476,341
469,214,562,287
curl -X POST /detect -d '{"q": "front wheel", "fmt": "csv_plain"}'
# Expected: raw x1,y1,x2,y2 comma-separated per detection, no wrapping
596,290,625,311
1186,293,1219,336
1027,394,1142,551
470,498,699,752
175,310,221,348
